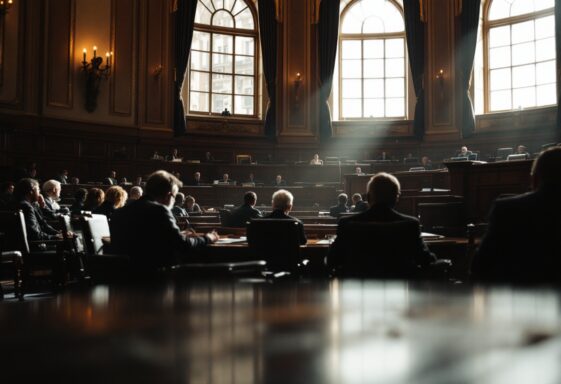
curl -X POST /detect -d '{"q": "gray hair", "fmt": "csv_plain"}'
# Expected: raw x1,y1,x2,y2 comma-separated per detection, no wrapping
42,179,61,194
272,189,293,211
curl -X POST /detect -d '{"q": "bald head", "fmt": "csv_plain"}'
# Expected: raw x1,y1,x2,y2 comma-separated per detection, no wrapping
366,172,401,207
531,146,561,189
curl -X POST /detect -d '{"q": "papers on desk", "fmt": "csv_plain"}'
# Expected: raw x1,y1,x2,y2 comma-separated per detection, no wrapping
216,237,247,244
421,232,445,240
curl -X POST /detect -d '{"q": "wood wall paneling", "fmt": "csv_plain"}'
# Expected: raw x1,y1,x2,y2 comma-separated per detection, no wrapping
109,0,136,117
0,0,24,108
80,140,107,158
46,0,75,109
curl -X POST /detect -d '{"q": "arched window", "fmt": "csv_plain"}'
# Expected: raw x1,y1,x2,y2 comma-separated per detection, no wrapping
335,0,407,120
482,0,556,112
187,0,258,117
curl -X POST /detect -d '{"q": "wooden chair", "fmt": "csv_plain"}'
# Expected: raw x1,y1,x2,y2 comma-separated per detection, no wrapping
0,231,23,300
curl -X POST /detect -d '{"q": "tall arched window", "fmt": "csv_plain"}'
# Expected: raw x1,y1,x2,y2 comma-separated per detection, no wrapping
483,0,556,112
187,0,258,117
336,0,406,119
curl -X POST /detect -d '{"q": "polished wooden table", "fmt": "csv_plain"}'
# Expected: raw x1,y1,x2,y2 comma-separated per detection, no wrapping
2,281,561,383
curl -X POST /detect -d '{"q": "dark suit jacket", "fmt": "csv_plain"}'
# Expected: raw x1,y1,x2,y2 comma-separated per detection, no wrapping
42,197,69,220
352,200,369,213
110,197,209,270
272,180,287,187
264,210,307,245
329,204,349,217
171,206,189,217
327,205,436,274
229,204,262,227
104,177,118,185
17,200,59,241
472,188,561,283
93,201,117,219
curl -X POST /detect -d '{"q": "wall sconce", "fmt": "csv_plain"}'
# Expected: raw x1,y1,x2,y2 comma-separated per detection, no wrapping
436,69,444,87
80,46,113,112
0,0,13,16
294,72,302,107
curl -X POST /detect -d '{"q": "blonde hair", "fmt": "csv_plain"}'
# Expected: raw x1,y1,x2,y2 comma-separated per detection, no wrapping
105,186,128,209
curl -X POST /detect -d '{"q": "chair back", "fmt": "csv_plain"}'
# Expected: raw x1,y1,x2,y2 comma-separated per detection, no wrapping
247,219,302,271
417,202,466,237
495,147,513,160
0,210,30,255
81,214,110,255
219,209,233,227
335,220,422,278
59,215,85,254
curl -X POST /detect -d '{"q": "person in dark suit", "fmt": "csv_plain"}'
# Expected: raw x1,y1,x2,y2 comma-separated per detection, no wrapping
104,170,118,185
171,192,188,217
456,146,472,158
329,193,349,217
327,172,436,274
229,191,262,227
110,170,218,271
188,172,202,186
0,181,14,209
12,178,62,241
272,174,286,187
472,147,561,283
264,189,306,245
70,188,88,214
56,170,69,184
351,193,368,213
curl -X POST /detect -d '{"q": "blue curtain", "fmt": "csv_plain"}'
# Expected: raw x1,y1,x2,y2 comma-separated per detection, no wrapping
318,0,340,140
258,0,278,138
173,0,198,136
458,0,481,138
404,0,425,140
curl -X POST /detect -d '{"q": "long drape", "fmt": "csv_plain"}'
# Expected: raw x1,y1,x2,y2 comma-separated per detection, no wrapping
173,0,198,136
318,0,340,140
404,0,425,140
458,0,481,138
555,0,561,143
259,0,278,138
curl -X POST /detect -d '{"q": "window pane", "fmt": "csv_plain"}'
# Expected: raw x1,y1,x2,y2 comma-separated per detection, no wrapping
342,60,362,79
211,94,232,113
190,71,209,92
214,0,224,9
235,76,253,95
212,53,233,73
364,79,384,98
488,0,511,21
536,15,555,39
192,31,211,51
190,91,209,112
342,40,362,59
231,2,246,15
213,34,233,54
362,16,385,34
489,46,511,69
200,0,215,12
385,58,404,77
489,26,511,48
386,98,404,117
212,74,232,93
386,78,404,97
537,83,556,105
342,99,362,118
212,10,234,28
235,37,254,56
536,60,556,84
512,64,535,88
341,4,363,34
191,51,210,71
535,0,555,12
236,8,254,29
513,87,536,108
511,42,535,65
223,0,236,11
536,37,556,61
234,95,253,115
195,5,212,25
385,39,404,58
363,59,384,78
511,20,534,44
234,55,254,75
363,99,384,118
342,79,362,98
363,40,384,59
490,68,511,91
490,90,512,111
510,0,536,18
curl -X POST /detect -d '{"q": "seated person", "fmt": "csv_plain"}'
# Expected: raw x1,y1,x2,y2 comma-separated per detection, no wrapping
151,151,163,160
134,176,144,187
351,193,368,213
110,170,218,272
189,172,202,186
104,170,118,185
310,153,324,165
41,179,70,219
244,173,258,185
420,156,433,170
168,148,182,161
171,192,189,217
272,174,287,187
93,186,128,219
329,193,350,217
215,173,235,185
127,186,143,205
69,177,80,185
56,169,69,184
12,178,62,241
229,191,263,227
326,172,436,274
515,145,530,158
355,167,365,175
185,195,202,213
471,147,561,283
265,189,306,245
0,181,14,209
70,188,88,214
456,146,472,158
83,188,104,212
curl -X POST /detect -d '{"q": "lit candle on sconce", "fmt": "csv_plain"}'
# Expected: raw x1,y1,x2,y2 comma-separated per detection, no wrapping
83,48,87,63
106,52,110,66
93,46,97,58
